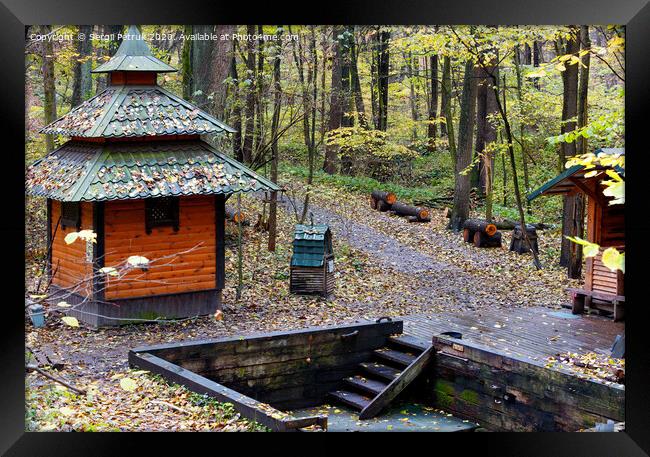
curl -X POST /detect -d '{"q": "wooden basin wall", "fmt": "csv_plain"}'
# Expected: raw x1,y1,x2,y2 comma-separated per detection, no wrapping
431,335,625,431
133,320,403,411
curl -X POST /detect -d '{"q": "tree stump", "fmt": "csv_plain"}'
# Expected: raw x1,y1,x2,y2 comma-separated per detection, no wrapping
509,224,539,254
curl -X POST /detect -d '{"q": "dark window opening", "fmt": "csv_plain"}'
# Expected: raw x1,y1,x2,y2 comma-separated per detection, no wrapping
60,202,81,230
145,197,180,234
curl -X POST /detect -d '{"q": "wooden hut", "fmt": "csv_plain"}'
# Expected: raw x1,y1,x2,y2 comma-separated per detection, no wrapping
26,26,279,326
289,225,335,297
527,148,624,320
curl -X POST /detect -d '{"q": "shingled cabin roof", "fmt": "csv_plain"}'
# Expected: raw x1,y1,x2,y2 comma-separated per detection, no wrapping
26,140,279,202
527,148,624,201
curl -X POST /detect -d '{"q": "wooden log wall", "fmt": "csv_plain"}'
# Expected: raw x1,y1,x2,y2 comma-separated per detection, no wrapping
103,195,217,299
431,336,625,431
50,201,94,296
586,247,625,297
137,320,403,410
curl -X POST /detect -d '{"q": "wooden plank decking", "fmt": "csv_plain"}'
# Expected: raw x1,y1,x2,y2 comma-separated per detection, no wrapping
401,306,624,363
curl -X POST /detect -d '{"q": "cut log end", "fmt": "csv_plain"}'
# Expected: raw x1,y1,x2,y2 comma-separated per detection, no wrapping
371,190,397,206
485,223,497,237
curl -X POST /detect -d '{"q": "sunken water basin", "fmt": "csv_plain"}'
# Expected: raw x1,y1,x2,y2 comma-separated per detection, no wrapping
129,319,476,432
129,318,624,431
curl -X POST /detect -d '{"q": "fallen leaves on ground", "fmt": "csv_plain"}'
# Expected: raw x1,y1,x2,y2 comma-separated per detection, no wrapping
546,352,625,385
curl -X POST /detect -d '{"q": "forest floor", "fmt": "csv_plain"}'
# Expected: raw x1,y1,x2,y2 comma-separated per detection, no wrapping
25,173,580,432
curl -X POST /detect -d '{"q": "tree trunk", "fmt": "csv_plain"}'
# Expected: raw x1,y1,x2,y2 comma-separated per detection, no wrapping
181,25,193,100
474,61,498,197
209,25,236,119
377,30,390,131
532,40,541,89
300,26,320,223
565,25,591,279
253,25,266,158
427,54,438,152
230,53,244,162
407,52,419,140
323,26,344,174
441,56,456,158
340,26,354,175
350,28,368,129
188,25,215,109
70,25,93,107
513,49,531,215
41,25,57,153
268,27,283,252
242,25,257,164
559,27,581,273
448,61,479,231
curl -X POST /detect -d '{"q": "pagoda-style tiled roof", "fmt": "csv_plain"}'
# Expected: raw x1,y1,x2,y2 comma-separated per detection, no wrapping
93,25,177,73
26,140,280,202
40,85,235,138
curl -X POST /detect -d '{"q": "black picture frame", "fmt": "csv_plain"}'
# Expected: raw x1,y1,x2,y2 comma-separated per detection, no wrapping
5,0,649,454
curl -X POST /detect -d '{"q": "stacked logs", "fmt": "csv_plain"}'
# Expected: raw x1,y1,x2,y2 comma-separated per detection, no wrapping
462,219,502,248
370,191,431,222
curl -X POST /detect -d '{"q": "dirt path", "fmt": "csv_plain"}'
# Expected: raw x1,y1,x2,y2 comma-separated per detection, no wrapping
277,191,573,313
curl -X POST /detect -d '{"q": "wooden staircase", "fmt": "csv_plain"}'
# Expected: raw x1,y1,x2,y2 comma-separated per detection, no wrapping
328,335,434,420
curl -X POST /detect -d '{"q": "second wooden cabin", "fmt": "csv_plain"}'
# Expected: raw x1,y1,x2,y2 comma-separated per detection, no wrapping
527,148,624,320
290,224,335,297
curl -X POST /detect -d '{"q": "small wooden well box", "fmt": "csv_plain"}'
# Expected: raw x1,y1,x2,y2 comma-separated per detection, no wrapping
290,224,334,297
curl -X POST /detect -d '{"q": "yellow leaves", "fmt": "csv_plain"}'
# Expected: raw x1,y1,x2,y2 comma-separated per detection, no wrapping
119,377,139,392
602,170,625,205
127,255,150,267
99,266,119,277
565,236,599,258
56,301,71,308
601,247,625,273
555,63,566,72
64,229,97,245
61,316,79,328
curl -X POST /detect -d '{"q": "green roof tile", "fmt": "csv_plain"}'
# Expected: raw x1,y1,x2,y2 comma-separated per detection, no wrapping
26,140,279,202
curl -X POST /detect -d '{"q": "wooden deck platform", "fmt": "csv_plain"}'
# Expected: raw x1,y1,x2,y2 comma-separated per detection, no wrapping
402,306,624,363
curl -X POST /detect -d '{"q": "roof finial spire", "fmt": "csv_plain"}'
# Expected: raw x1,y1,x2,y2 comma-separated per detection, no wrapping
92,25,177,74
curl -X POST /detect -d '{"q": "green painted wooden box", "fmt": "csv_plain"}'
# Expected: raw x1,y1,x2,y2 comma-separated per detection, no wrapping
290,224,334,297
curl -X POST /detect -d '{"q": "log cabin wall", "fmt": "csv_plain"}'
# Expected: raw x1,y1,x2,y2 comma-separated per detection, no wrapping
50,200,94,296
103,195,217,300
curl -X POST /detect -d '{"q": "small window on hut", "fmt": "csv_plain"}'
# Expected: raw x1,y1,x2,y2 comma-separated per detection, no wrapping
145,197,180,234
60,202,81,230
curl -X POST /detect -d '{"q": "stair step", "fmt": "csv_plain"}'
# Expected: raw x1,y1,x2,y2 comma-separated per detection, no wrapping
359,362,402,381
389,335,429,353
328,390,372,411
344,375,388,396
374,348,417,367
